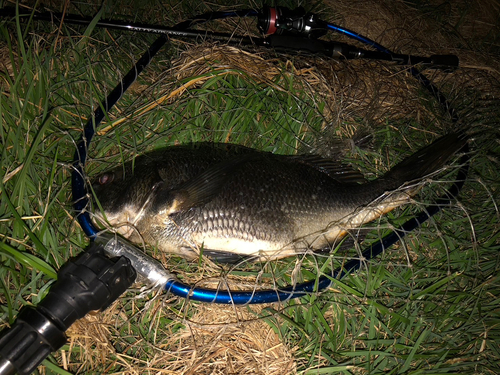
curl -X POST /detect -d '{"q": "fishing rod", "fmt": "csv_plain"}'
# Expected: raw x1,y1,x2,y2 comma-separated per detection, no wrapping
0,5,469,374
1,6,458,69
0,7,258,43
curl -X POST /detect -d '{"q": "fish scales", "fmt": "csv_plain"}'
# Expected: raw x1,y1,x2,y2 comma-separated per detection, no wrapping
92,133,467,262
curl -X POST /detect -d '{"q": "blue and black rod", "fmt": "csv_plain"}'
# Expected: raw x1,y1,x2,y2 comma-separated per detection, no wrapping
3,7,458,70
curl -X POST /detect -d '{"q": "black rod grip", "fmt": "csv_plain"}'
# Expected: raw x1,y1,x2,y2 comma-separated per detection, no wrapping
0,244,136,375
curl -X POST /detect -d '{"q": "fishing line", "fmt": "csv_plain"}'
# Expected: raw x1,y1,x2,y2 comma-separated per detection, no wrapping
66,7,469,304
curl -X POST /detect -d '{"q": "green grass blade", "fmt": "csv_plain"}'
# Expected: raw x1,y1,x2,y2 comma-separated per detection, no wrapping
0,241,57,280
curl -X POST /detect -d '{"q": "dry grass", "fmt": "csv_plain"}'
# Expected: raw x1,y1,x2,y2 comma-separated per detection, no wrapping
171,45,435,129
66,299,296,374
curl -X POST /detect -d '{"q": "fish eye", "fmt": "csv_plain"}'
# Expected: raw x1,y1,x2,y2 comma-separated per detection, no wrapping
98,172,114,185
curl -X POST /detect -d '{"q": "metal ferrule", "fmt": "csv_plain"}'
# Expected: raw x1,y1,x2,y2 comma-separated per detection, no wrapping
96,233,175,288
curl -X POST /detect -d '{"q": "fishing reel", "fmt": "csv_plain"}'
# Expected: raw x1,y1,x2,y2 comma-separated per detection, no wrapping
256,5,458,69
257,6,327,38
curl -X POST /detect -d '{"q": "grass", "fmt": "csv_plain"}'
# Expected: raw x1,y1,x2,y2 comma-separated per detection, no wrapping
1,1,500,374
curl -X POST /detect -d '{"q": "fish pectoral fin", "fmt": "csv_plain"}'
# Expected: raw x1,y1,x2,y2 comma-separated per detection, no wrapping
164,154,260,214
164,190,191,215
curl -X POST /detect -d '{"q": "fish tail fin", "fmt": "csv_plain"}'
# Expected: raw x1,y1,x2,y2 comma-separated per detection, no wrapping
382,131,468,189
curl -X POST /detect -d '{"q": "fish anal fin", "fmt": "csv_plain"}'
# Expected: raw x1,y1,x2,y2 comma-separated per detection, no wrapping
202,249,255,264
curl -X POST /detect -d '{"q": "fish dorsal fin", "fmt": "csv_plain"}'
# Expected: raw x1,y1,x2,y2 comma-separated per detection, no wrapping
293,155,366,184
158,153,260,215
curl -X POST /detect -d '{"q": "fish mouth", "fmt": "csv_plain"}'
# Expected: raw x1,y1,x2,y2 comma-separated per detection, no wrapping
93,209,140,239
93,187,159,239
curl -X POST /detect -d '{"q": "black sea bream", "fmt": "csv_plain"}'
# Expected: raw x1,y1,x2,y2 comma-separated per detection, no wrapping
92,133,466,262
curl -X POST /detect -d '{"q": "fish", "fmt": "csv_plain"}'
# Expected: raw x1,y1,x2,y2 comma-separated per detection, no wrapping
91,132,467,263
